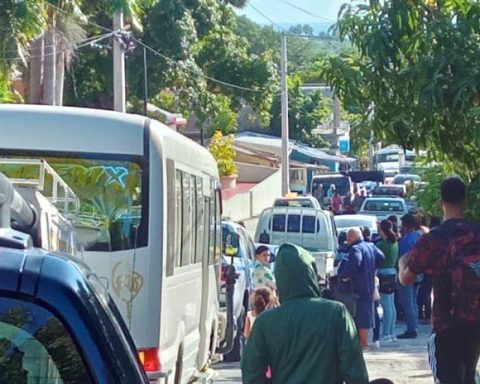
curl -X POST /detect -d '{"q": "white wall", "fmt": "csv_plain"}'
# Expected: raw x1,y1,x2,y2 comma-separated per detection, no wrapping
236,162,277,183
223,168,282,221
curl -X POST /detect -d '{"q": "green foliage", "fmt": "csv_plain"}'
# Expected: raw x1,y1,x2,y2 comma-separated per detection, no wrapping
412,165,480,221
208,130,237,176
321,0,480,177
269,75,330,148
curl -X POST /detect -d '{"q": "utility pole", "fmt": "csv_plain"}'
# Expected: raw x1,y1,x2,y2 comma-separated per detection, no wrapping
333,94,340,152
281,33,290,195
143,47,148,116
113,11,126,113
368,103,375,170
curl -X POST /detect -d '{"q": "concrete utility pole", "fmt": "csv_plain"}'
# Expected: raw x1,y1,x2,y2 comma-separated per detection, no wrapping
281,33,290,195
113,11,126,113
368,103,375,170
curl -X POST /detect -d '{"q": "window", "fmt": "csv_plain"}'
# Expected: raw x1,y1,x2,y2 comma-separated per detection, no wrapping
364,200,403,212
182,174,192,266
0,154,146,252
377,153,399,163
175,170,183,268
195,178,204,263
287,215,300,232
0,297,93,384
166,160,176,276
272,214,286,232
302,216,317,233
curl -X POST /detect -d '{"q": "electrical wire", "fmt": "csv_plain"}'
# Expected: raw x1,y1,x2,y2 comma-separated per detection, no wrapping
274,0,336,23
247,2,284,31
133,37,278,93
1,32,115,62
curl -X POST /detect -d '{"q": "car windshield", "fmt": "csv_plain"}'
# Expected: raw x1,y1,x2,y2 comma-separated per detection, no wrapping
334,217,376,229
312,177,351,195
363,200,404,212
378,153,399,163
373,186,404,196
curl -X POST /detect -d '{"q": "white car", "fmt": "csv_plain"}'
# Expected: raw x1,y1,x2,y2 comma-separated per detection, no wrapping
334,214,379,237
358,197,409,222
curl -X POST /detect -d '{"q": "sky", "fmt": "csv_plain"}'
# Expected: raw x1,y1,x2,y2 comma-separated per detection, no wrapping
236,0,350,27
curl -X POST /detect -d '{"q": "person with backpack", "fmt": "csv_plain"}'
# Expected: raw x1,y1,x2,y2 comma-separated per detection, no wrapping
399,177,480,384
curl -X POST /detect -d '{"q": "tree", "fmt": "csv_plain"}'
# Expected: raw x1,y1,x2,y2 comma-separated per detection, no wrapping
323,0,480,178
268,75,330,148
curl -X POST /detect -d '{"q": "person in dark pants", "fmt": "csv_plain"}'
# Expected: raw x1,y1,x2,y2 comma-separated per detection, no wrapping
396,213,421,339
399,177,480,384
417,217,441,321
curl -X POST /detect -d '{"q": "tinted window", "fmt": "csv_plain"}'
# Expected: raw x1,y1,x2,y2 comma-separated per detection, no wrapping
0,297,93,384
287,215,300,232
363,200,404,212
272,214,286,232
302,216,316,233
312,177,351,195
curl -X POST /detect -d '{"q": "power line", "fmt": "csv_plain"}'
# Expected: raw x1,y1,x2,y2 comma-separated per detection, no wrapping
2,32,115,62
274,0,336,23
247,1,284,30
133,37,277,93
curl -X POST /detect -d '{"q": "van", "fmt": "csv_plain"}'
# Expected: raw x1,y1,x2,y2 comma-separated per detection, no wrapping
254,207,337,280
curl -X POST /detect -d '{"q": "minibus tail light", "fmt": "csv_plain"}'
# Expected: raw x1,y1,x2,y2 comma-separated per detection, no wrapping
138,347,161,372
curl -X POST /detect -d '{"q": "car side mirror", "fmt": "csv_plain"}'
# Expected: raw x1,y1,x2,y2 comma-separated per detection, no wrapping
224,233,240,257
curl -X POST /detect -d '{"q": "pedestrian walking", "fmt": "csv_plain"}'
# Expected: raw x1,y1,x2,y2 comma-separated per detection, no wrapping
377,219,399,342
337,228,385,349
399,177,480,384
331,191,342,214
241,243,370,384
244,287,272,339
396,213,421,339
252,245,276,291
313,183,324,204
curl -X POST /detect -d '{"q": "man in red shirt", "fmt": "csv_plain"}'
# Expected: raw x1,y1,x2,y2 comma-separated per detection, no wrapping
399,177,480,384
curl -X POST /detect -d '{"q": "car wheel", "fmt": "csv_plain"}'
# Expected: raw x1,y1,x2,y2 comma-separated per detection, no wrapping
223,310,245,362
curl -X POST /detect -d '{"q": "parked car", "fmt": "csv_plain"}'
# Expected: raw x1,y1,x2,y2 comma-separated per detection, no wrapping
358,197,409,222
371,184,406,197
220,221,256,362
393,173,421,185
254,206,337,281
273,195,322,209
0,246,148,384
334,214,379,238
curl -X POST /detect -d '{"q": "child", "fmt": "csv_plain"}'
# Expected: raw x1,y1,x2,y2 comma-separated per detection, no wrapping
244,287,272,339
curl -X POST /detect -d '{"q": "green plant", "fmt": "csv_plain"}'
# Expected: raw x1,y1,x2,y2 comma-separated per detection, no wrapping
208,131,237,177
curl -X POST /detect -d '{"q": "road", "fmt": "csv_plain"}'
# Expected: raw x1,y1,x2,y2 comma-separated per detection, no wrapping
212,323,434,383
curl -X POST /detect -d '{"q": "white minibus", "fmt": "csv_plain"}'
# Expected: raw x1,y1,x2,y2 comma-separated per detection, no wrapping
0,105,226,383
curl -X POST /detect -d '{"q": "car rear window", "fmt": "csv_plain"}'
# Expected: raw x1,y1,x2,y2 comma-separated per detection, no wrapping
364,200,404,212
272,214,286,232
302,216,318,233
287,215,301,232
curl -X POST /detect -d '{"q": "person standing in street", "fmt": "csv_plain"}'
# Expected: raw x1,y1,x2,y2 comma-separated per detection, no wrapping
242,243,370,384
251,245,276,291
376,219,399,342
399,177,480,384
337,228,385,349
396,213,421,339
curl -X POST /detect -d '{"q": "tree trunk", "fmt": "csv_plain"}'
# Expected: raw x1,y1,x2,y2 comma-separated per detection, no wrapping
55,48,65,106
43,28,56,105
28,36,44,104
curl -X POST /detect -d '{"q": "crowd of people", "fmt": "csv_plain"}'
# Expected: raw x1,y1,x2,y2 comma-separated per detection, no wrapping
240,177,480,384
313,182,367,214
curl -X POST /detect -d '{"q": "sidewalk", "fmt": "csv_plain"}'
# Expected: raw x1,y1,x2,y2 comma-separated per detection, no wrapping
365,323,432,384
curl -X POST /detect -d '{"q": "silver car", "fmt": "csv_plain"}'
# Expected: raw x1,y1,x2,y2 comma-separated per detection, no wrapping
358,197,409,222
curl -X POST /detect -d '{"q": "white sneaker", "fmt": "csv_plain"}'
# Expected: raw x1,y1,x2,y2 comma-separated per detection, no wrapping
381,335,393,342
369,341,380,349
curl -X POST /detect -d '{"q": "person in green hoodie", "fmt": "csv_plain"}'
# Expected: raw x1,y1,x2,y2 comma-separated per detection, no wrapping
241,243,369,384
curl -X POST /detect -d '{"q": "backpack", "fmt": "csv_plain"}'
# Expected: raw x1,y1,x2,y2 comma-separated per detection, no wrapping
441,228,480,322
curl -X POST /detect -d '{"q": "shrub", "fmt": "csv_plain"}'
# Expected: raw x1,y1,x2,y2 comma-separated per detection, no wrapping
208,131,237,177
